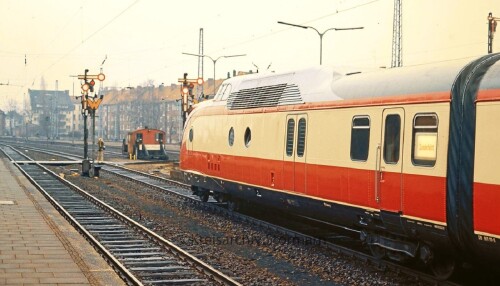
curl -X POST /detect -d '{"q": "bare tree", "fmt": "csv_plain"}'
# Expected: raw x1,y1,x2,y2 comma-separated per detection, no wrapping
7,99,17,136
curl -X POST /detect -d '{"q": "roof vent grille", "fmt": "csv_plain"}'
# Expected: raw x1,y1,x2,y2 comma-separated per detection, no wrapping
227,83,302,110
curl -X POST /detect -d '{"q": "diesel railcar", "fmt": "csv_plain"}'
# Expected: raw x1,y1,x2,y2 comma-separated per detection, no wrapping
179,53,500,278
123,128,168,160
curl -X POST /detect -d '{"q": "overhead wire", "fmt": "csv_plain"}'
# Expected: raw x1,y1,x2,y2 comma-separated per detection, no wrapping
119,0,383,86
26,0,140,90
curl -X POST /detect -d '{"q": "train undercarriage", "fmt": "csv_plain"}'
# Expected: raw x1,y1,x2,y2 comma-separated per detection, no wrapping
186,172,458,280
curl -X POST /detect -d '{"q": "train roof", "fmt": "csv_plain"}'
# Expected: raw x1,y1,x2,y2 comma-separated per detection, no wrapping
211,55,500,110
479,59,500,90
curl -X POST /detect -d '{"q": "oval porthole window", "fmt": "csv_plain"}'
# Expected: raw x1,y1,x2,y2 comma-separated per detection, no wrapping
244,127,251,147
189,128,193,142
228,127,234,146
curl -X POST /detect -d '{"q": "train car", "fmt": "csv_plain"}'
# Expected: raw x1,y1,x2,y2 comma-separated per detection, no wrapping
123,127,168,160
179,53,500,279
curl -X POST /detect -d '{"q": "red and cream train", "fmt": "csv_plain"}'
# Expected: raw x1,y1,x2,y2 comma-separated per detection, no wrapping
179,53,500,278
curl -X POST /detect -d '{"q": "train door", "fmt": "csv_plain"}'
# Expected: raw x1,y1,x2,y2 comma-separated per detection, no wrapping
156,132,164,143
377,108,405,212
283,114,308,194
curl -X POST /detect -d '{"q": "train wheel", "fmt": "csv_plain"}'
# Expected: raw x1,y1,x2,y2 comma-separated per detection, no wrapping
191,185,199,195
369,244,386,260
430,254,456,280
227,199,240,212
213,193,228,203
199,193,209,202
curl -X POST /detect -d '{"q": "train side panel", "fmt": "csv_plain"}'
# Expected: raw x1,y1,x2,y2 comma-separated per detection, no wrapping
181,101,450,235
473,99,500,259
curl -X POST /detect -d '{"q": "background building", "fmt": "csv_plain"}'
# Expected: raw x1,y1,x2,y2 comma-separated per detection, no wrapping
0,109,5,136
28,89,74,139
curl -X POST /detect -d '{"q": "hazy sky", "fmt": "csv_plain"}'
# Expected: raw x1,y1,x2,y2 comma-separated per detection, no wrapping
0,0,498,110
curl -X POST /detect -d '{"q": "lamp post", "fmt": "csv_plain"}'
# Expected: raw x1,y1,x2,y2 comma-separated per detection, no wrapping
182,52,246,95
277,21,363,65
488,12,499,54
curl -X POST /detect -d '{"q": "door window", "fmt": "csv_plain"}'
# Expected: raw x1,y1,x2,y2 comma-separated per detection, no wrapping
136,133,143,142
383,114,401,164
286,118,295,157
297,118,306,157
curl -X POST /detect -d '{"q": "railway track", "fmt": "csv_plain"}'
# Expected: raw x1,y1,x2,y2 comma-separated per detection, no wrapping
2,142,468,285
82,162,465,285
0,137,180,161
0,145,240,286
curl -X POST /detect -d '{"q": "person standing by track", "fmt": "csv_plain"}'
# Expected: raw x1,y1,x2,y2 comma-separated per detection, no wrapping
97,138,105,163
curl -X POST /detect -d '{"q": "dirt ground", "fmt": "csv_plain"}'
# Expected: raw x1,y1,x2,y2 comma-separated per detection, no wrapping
121,161,176,179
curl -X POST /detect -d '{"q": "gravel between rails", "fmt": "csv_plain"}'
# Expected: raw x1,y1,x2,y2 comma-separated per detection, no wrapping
41,160,425,286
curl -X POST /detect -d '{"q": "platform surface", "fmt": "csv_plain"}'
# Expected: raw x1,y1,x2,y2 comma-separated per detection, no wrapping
0,157,125,285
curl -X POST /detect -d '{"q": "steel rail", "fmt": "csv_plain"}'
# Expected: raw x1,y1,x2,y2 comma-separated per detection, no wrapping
1,146,143,285
1,145,241,286
3,143,462,285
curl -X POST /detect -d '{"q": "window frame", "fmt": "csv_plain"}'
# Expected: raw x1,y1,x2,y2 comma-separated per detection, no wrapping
244,127,251,148
286,118,295,157
350,115,371,162
383,114,401,164
221,84,232,101
296,118,306,157
411,113,438,167
228,127,235,146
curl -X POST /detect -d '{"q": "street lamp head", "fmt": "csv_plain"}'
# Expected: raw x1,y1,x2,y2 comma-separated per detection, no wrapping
278,21,308,29
182,52,203,57
335,27,364,31
224,54,246,58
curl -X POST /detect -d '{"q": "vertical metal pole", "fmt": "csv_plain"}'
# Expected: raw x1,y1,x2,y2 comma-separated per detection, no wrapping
391,0,403,68
92,109,96,161
182,103,186,127
72,80,75,144
55,80,58,139
213,60,216,95
83,69,89,159
488,13,494,54
319,34,323,65
83,111,88,159
197,28,204,99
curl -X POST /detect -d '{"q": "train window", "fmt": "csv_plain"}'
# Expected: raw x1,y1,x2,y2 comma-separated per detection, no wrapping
189,128,193,142
383,115,401,164
155,132,164,142
228,127,234,146
221,84,232,101
350,116,370,161
412,114,438,166
214,84,224,101
244,127,251,147
297,118,307,157
286,119,295,156
136,133,143,142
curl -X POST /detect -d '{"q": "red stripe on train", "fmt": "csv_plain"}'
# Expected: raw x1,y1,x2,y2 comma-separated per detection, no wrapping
181,150,447,224
474,182,500,235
